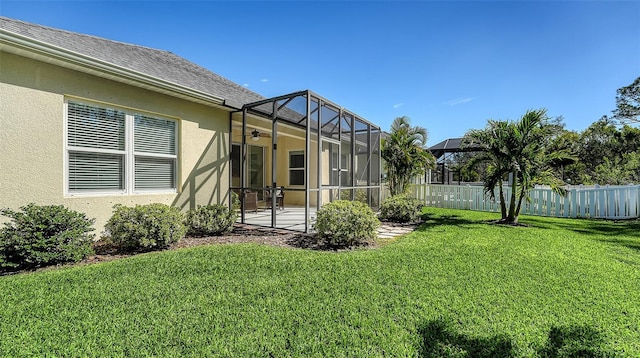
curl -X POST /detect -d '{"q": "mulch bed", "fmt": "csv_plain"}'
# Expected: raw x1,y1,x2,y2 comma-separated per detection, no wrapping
6,221,420,274
85,226,368,265
173,227,310,250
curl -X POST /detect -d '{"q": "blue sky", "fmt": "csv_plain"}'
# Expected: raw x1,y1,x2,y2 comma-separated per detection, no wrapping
2,1,639,145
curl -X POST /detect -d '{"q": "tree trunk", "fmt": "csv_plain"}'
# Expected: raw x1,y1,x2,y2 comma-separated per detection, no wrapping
513,186,527,223
389,170,398,196
506,172,518,222
498,179,507,220
399,176,407,195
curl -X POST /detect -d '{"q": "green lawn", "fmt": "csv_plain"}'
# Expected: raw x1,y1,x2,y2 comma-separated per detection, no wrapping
1,208,639,357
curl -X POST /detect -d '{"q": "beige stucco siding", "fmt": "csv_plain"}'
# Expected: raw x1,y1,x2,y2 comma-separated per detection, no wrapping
276,136,308,206
0,52,230,233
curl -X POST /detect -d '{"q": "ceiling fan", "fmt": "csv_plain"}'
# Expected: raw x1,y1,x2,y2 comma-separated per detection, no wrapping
231,123,272,141
249,128,271,141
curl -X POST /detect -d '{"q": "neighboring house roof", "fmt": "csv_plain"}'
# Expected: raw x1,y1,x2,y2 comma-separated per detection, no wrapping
0,16,264,109
429,137,481,159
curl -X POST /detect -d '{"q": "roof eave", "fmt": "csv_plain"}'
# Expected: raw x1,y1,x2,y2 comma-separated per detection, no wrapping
0,28,227,108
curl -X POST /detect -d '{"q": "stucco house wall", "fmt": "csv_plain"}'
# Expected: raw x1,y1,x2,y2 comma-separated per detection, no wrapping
0,51,230,233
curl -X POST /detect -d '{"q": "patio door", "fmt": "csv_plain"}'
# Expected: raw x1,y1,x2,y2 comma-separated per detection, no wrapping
232,144,265,197
248,145,265,199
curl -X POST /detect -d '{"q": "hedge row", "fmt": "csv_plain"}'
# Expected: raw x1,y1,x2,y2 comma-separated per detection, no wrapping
0,203,237,272
1,195,420,271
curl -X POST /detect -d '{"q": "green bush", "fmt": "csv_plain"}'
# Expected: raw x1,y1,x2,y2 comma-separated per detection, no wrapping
186,204,237,236
379,194,424,223
105,203,186,252
231,191,241,211
0,203,95,271
314,200,380,248
355,189,369,204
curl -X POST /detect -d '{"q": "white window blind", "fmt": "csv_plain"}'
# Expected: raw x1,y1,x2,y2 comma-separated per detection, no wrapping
134,115,176,155
134,114,177,190
68,152,124,191
66,100,177,194
68,103,125,150
135,157,175,189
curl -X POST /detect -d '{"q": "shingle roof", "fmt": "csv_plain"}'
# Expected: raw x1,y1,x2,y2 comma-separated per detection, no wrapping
0,16,264,109
428,137,481,159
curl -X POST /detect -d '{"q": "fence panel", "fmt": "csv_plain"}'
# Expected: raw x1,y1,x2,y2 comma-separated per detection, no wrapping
405,184,640,220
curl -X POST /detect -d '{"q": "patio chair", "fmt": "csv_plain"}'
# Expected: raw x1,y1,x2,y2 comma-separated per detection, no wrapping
264,186,285,210
243,191,258,213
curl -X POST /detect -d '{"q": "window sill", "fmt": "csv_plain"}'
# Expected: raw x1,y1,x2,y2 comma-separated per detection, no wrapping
65,190,177,198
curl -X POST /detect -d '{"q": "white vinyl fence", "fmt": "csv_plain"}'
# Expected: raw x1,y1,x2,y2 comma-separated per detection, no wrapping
388,184,640,220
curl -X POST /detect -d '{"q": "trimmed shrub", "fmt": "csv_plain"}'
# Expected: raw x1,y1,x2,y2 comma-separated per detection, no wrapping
231,191,241,211
105,203,186,252
314,200,380,248
379,194,424,223
0,203,95,271
186,204,237,236
355,189,369,204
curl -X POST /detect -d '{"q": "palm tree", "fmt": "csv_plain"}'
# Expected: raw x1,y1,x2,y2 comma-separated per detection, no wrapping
464,120,511,219
382,116,435,196
464,109,569,223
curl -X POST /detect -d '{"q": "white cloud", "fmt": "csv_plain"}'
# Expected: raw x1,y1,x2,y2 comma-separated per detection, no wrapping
261,78,269,82
393,103,404,109
445,97,475,106
243,83,250,87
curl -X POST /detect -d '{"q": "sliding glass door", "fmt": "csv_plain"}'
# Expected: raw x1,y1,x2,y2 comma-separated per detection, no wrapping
248,145,265,199
232,143,265,200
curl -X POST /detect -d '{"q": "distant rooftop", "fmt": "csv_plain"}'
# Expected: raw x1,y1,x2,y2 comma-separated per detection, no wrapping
429,137,481,159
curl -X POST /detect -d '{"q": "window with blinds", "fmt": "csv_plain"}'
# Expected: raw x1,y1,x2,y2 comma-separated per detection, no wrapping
289,150,305,186
134,115,177,190
66,101,177,194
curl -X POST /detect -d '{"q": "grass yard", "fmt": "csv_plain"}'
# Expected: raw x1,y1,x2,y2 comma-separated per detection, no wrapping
1,208,639,357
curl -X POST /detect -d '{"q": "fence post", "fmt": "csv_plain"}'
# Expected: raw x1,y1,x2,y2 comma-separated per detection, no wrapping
608,188,616,218
570,189,577,218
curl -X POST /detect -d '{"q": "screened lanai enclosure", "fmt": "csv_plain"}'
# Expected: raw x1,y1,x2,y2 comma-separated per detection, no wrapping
230,90,382,232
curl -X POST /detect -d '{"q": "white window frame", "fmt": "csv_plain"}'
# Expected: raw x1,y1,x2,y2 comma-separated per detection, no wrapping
64,99,178,196
288,150,305,186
